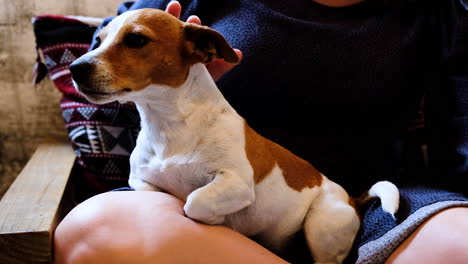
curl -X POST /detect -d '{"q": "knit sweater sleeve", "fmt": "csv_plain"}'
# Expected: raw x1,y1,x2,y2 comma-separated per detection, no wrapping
426,0,468,194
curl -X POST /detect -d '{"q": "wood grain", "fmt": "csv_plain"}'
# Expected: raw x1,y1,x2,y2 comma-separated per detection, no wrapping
0,139,75,263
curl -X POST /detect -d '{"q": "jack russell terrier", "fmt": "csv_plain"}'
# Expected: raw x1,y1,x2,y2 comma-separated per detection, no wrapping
70,8,399,264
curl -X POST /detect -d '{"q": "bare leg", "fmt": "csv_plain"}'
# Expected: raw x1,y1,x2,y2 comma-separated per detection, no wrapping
386,207,468,264
54,191,288,264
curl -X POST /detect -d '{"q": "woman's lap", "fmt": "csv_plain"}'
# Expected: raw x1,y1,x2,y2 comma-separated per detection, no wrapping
55,187,468,264
54,191,287,264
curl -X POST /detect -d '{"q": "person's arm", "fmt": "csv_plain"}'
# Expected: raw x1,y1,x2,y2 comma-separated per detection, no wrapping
426,0,468,194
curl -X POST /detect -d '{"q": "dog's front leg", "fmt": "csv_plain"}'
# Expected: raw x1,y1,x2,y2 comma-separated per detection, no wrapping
129,161,162,191
128,137,162,192
129,177,161,191
128,160,162,192
184,169,255,225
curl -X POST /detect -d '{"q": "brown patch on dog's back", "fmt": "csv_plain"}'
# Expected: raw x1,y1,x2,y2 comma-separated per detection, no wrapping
244,121,322,191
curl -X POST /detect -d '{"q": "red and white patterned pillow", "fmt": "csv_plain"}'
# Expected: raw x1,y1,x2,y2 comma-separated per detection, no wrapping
33,15,139,200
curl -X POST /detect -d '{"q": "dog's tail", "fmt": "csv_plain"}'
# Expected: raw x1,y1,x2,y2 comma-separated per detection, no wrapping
355,181,400,218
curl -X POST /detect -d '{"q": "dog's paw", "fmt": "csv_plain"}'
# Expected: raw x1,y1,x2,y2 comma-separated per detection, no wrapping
184,191,225,225
128,178,160,191
184,207,225,225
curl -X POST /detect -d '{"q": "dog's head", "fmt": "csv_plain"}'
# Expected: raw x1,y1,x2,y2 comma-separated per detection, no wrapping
70,8,239,104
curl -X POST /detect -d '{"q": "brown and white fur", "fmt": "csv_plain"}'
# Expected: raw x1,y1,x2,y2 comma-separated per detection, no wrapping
70,9,399,264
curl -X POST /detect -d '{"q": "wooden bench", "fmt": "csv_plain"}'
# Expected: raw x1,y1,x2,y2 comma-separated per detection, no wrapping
0,138,75,264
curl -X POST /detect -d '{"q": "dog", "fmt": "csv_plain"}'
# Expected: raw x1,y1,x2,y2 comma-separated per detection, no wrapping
70,8,399,263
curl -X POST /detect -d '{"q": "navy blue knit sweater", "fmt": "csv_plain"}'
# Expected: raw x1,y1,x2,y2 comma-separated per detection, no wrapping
93,0,468,196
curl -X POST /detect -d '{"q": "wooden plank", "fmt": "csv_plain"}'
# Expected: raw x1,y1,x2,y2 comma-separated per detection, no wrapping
0,139,75,263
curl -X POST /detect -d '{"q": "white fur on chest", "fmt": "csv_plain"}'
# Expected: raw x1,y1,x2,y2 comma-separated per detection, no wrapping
130,111,252,201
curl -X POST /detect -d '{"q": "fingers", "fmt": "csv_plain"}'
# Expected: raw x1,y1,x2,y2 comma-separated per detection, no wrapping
234,49,243,62
187,15,201,25
166,1,201,25
207,49,243,82
165,1,182,18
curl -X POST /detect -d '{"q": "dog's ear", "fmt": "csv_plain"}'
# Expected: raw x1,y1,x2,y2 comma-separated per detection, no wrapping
183,23,239,64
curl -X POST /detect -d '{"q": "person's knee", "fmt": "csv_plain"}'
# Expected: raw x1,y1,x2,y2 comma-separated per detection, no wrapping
428,208,468,264
54,191,188,264
387,207,468,264
54,192,111,263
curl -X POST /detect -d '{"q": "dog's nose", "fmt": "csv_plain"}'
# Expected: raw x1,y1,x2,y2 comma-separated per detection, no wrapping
69,61,93,84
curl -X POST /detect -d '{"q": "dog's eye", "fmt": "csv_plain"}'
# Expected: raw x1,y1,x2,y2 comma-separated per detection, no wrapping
124,33,150,48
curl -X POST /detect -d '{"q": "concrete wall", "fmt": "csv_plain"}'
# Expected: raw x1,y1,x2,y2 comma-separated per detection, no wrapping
0,0,122,197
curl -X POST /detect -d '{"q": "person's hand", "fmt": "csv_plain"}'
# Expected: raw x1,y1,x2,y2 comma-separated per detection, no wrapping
165,1,243,81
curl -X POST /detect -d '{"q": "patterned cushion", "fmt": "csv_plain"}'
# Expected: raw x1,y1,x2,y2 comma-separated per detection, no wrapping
33,15,139,200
